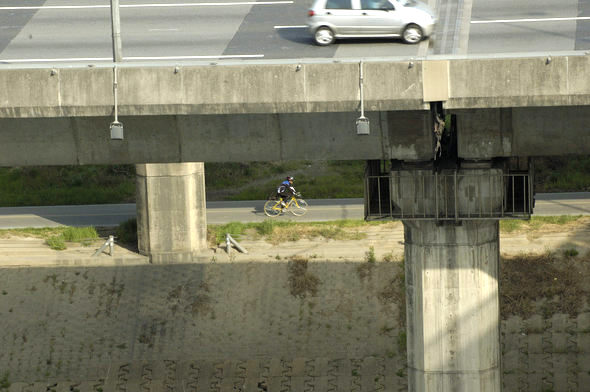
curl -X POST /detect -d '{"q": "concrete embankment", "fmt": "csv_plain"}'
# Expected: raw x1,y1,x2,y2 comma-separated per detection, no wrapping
1,222,590,391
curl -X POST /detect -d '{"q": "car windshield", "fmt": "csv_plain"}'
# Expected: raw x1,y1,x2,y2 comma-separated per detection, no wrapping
398,0,418,6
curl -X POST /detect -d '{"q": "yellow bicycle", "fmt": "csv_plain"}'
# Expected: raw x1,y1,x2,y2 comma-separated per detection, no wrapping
264,194,309,217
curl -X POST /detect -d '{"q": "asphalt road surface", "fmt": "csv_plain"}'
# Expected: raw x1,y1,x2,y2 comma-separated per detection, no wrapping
1,0,589,64
0,192,588,229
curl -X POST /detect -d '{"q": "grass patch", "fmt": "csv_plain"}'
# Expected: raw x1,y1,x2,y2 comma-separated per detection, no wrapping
61,226,98,242
0,165,135,207
500,215,583,233
225,160,365,200
207,219,373,246
1,158,588,207
534,156,590,192
0,226,98,251
46,236,66,251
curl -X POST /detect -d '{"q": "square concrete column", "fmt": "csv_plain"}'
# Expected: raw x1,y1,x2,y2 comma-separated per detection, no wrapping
136,162,207,263
403,220,501,391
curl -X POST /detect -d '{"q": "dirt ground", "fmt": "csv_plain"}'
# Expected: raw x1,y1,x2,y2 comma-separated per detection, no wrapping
1,217,589,265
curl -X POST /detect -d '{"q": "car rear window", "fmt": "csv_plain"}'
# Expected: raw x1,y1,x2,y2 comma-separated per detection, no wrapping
325,0,352,9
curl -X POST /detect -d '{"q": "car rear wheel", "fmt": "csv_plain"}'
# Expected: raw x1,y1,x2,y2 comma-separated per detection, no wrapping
402,24,423,44
314,27,335,46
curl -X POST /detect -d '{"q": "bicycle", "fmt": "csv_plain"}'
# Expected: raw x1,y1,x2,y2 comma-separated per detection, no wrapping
263,193,309,217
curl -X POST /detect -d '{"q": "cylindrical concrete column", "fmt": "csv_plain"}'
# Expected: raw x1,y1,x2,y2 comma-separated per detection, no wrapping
404,220,501,391
136,162,207,263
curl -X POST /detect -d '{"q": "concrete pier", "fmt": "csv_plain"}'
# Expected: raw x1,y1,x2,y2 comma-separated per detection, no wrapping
404,220,501,391
135,162,207,263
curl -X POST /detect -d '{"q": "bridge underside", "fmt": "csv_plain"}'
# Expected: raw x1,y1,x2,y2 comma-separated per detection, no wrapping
0,106,589,167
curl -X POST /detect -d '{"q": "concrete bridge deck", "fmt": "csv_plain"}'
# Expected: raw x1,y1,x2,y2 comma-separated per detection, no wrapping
1,54,590,166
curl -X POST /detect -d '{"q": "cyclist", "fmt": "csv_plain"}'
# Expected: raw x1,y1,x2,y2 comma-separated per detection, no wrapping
277,176,298,209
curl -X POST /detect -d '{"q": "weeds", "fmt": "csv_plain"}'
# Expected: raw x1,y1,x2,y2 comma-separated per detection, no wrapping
500,252,588,319
2,226,98,251
287,256,321,298
42,227,98,250
365,246,376,263
0,372,10,390
564,248,579,258
46,236,66,251
207,220,371,246
397,331,407,353
116,218,137,245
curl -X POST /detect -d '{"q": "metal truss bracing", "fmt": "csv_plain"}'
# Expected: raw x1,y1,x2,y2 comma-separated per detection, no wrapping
365,171,533,221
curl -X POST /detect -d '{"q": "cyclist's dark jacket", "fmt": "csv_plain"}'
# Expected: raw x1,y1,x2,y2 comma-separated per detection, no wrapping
277,180,296,199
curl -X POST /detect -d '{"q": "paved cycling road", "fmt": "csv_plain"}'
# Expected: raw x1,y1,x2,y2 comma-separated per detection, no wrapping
0,193,588,229
0,0,589,64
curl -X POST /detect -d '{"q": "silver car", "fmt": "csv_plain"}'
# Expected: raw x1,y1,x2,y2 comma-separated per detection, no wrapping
307,0,435,46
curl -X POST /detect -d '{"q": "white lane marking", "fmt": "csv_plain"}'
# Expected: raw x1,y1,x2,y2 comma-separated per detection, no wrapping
0,1,293,10
1,57,112,62
472,16,590,24
274,25,307,29
0,54,264,63
125,54,264,59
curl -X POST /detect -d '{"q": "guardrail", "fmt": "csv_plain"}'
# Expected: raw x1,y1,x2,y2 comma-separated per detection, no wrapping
365,171,533,221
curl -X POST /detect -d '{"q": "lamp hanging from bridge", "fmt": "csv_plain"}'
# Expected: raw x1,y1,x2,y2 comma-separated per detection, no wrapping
356,61,370,135
110,65,124,140
109,0,124,140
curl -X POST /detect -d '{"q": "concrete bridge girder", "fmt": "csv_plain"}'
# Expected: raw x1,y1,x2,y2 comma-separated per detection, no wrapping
0,111,436,166
1,105,590,167
453,106,590,159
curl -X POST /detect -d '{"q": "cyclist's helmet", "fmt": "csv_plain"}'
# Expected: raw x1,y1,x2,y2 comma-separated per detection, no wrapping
286,176,294,182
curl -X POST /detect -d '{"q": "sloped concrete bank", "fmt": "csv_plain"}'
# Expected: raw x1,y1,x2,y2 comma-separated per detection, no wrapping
1,255,590,391
0,258,408,390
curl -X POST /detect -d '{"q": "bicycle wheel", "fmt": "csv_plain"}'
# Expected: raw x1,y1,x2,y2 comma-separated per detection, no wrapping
264,199,282,217
290,199,308,216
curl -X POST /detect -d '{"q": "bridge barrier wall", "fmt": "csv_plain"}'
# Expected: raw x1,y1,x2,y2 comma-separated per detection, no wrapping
2,55,590,119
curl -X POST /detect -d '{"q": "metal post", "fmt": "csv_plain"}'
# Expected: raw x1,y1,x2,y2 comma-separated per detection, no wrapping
512,175,515,216
421,174,425,218
356,61,370,135
389,174,394,219
108,235,114,256
434,172,438,220
365,176,371,218
377,176,382,216
113,65,119,123
110,0,123,62
454,171,458,221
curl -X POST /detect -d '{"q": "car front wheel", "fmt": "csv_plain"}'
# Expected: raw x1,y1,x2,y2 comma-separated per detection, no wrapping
314,27,335,46
402,24,423,44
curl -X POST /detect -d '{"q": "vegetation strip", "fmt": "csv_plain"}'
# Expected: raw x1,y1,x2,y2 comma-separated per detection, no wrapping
0,157,588,207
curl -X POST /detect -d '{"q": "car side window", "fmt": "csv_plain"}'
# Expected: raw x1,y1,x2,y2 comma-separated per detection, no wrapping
360,0,394,9
325,0,353,9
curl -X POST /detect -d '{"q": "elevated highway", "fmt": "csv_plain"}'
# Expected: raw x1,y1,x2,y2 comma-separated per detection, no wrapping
1,54,590,166
2,53,590,391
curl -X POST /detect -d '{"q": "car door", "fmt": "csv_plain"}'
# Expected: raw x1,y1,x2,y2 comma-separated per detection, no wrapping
320,0,358,35
355,0,403,35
